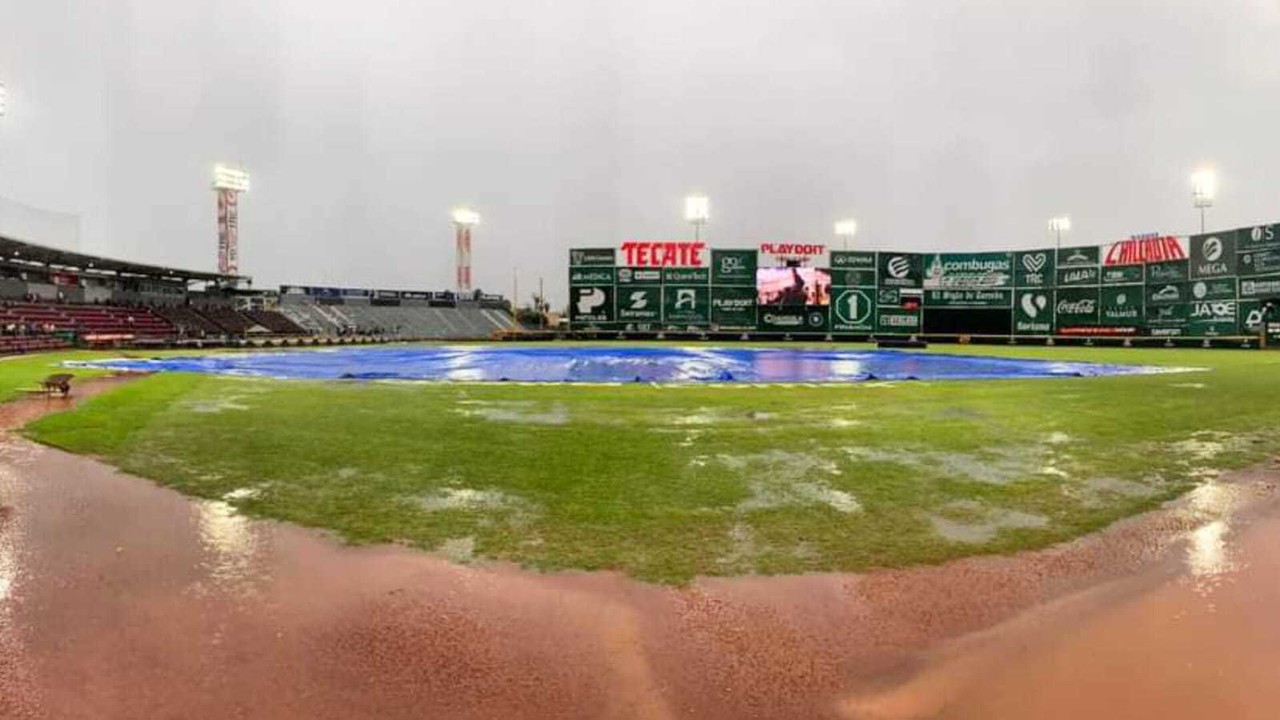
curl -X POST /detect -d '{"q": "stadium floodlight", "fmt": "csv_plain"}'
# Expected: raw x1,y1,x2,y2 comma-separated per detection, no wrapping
684,194,710,241
0,81,7,118
1191,168,1216,233
451,206,481,227
213,164,251,193
834,218,858,250
1047,215,1071,251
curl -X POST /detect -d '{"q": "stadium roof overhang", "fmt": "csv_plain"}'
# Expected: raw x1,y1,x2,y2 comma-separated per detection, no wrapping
0,236,248,284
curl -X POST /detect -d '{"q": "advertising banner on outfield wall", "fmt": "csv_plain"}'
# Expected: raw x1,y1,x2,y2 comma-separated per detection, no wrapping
662,285,710,325
759,307,829,332
1240,248,1280,276
711,287,758,328
924,289,1013,308
758,243,829,268
1014,250,1055,288
1241,276,1280,298
830,251,877,287
876,307,921,334
569,248,616,266
1100,286,1143,326
711,250,756,285
922,252,1013,290
616,286,662,323
1147,303,1190,336
570,285,614,324
1055,287,1100,328
1102,235,1188,266
877,253,922,289
1189,299,1239,336
1239,224,1280,252
1057,245,1099,268
1190,233,1238,279
1013,289,1053,334
1146,260,1189,283
1190,278,1237,302
831,287,876,333
1101,265,1145,285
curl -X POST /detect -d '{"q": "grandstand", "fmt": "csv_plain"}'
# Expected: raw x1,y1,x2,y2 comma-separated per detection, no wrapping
0,234,517,353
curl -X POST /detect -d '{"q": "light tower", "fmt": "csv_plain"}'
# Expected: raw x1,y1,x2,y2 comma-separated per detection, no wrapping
1191,168,1216,234
684,194,709,242
834,218,858,251
0,81,8,118
451,207,480,295
212,164,250,275
1047,215,1071,252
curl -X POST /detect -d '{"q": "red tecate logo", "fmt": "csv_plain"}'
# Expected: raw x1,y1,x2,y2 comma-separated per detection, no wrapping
620,241,706,267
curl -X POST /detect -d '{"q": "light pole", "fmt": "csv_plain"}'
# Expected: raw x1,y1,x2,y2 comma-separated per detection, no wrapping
834,218,858,251
212,164,250,276
1192,168,1216,234
684,194,709,242
1047,215,1071,252
0,81,7,118
451,207,480,295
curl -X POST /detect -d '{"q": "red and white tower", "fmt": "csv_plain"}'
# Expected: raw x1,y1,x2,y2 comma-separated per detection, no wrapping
213,164,250,275
451,207,480,294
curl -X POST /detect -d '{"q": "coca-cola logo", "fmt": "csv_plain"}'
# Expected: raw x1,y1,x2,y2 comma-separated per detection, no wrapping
1057,298,1097,315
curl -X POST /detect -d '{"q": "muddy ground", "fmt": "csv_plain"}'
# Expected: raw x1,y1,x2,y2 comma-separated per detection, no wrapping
2,379,1278,719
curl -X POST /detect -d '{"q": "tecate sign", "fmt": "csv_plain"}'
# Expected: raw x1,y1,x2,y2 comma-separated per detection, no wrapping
620,241,706,267
1102,235,1188,266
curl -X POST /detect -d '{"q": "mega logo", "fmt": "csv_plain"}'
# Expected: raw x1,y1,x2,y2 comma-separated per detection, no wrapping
885,256,912,279
576,287,606,313
1193,235,1233,277
620,241,706,267
1103,235,1188,266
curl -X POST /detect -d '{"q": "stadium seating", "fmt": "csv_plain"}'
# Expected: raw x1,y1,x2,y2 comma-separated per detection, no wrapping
277,297,516,339
242,309,307,335
0,302,175,339
194,306,259,335
0,335,72,355
153,305,224,336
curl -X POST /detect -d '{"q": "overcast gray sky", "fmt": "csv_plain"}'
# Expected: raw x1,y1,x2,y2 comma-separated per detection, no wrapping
2,0,1279,304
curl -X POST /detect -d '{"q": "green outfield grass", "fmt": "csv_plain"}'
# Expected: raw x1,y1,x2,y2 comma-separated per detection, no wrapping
15,344,1280,583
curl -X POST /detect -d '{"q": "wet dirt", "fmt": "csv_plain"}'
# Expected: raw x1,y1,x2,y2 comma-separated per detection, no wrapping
2,379,1279,718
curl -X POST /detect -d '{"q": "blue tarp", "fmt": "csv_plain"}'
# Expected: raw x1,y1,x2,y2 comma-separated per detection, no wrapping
70,346,1166,384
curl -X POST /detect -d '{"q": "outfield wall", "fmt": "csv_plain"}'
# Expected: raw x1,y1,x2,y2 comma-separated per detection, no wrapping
568,223,1280,340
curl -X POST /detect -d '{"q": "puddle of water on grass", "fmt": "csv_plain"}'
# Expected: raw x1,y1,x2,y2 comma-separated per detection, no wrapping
420,487,527,512
438,536,476,563
453,401,569,425
717,450,862,515
927,500,1049,544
